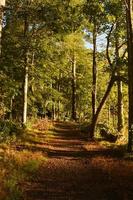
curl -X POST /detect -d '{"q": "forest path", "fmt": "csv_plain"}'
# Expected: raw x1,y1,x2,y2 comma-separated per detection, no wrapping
24,122,133,200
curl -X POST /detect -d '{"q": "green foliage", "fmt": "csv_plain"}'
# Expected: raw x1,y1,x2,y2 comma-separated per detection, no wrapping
0,120,23,142
4,175,23,200
22,159,42,174
0,0,129,144
0,146,47,199
79,122,91,133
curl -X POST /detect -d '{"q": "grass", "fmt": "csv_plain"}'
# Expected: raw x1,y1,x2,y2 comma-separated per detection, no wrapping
0,148,47,200
0,118,52,200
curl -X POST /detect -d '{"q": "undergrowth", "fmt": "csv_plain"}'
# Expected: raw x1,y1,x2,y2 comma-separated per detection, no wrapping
80,122,128,150
0,149,46,200
0,120,23,143
32,118,53,131
0,118,51,200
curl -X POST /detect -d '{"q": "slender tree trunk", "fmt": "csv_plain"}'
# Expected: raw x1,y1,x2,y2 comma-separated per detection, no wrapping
57,100,61,120
52,101,56,120
9,95,14,120
90,76,115,138
117,80,124,131
57,71,61,121
0,0,5,54
71,52,76,121
23,58,28,124
22,14,29,125
92,23,97,119
115,32,124,132
126,0,133,152
108,104,110,126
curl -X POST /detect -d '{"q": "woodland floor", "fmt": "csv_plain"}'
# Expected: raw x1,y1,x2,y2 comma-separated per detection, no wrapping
15,122,133,199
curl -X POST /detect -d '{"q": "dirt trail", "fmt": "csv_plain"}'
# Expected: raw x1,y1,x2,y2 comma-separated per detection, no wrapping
24,122,133,200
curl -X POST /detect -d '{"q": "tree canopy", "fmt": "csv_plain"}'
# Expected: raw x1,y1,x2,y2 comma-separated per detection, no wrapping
0,0,132,151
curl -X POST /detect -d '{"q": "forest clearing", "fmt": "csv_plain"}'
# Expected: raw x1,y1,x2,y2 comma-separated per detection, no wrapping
0,0,133,199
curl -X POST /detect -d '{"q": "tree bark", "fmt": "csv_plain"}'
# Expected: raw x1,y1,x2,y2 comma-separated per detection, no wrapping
126,0,133,152
90,76,116,138
22,14,29,125
92,23,97,119
9,95,15,120
108,104,110,126
89,24,115,139
71,52,77,121
117,79,124,131
23,58,28,125
0,0,5,55
57,71,61,120
52,101,56,120
115,31,124,132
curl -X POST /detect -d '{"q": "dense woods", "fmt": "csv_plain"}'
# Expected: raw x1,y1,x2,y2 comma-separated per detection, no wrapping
0,0,132,149
0,1,133,151
0,0,133,199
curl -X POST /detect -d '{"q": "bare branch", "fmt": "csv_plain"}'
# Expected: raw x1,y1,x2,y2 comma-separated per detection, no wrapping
118,41,127,50
124,0,129,10
121,48,127,59
115,75,128,84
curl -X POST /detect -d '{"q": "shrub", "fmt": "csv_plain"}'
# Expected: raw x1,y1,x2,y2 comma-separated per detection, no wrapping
3,149,46,174
0,149,47,199
100,128,118,142
0,120,23,142
32,118,52,131
4,176,23,200
79,122,91,133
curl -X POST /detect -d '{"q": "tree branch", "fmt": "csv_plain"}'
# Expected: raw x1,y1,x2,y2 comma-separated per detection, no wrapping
106,24,114,67
118,41,127,50
115,75,128,84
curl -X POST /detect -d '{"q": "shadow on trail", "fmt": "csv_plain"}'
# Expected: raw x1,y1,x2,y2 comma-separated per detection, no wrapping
23,122,133,200
17,122,124,159
47,148,124,159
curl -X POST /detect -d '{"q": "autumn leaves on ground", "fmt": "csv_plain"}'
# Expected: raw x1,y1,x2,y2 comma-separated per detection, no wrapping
0,119,133,200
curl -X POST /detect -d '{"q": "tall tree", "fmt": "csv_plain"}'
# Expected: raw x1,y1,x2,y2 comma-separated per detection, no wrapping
22,7,29,125
84,0,106,136
115,29,124,132
71,50,77,120
125,0,133,152
0,0,5,54
92,22,97,119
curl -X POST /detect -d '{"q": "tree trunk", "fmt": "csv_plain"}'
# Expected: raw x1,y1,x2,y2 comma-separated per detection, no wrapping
108,104,110,126
0,0,5,54
57,100,61,120
71,52,77,121
92,23,97,119
57,71,61,121
52,101,56,120
23,60,28,125
9,95,15,120
117,79,124,131
126,0,133,152
22,14,29,125
115,31,124,132
90,76,115,138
